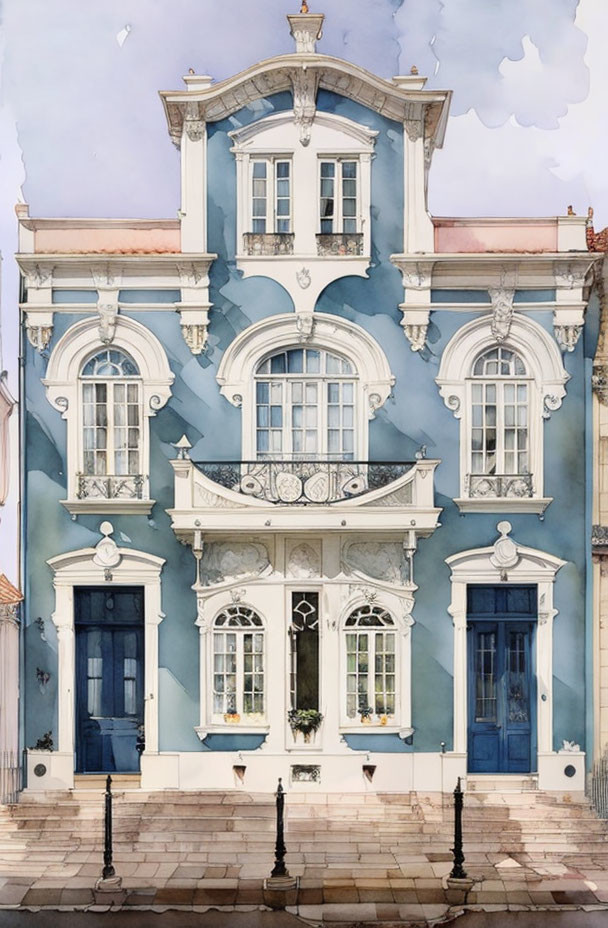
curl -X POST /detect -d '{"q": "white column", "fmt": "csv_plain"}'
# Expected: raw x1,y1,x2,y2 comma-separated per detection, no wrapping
52,585,75,756
181,117,207,253
403,117,434,254
320,583,342,752
144,584,164,754
536,581,556,754
449,583,468,755
262,585,287,752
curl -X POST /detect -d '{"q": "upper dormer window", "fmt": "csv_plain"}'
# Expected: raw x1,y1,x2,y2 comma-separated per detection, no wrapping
251,158,292,234
320,160,358,234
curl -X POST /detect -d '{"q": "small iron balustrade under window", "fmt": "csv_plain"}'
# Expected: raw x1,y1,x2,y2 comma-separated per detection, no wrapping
316,233,364,256
195,460,413,505
465,473,533,499
243,233,294,256
77,473,146,501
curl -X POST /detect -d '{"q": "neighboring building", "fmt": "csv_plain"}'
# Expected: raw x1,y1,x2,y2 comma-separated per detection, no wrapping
589,213,608,761
17,8,599,795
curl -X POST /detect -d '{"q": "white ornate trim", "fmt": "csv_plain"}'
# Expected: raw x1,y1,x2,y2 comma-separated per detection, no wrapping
47,523,166,768
43,315,174,514
436,314,568,511
446,522,565,759
216,312,394,459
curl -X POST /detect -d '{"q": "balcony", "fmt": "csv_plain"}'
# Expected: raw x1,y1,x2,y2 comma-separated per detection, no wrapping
316,233,364,256
465,473,533,499
242,233,294,256
195,460,413,505
168,453,440,538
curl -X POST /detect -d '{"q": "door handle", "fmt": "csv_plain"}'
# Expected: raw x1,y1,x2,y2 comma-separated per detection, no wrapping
496,723,502,729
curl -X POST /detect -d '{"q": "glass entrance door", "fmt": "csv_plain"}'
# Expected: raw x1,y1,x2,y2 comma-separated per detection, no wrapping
467,585,536,774
75,588,144,773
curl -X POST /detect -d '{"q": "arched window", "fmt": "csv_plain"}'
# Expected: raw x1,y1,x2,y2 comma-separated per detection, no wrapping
213,605,265,722
44,315,173,514
255,347,356,459
344,604,396,721
436,315,568,513
80,349,142,489
469,346,530,492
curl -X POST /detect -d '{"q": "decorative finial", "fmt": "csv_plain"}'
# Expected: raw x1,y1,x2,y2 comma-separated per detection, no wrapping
567,205,575,216
410,65,418,75
300,0,309,11
588,206,594,220
188,68,195,75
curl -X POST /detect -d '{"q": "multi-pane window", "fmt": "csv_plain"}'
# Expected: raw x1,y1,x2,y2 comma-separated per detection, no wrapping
474,629,497,722
470,347,529,476
320,160,358,233
251,159,291,233
255,347,356,458
80,349,141,477
344,605,396,720
213,606,265,719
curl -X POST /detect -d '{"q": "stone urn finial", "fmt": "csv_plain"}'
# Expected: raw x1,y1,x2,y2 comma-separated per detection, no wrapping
287,9,324,54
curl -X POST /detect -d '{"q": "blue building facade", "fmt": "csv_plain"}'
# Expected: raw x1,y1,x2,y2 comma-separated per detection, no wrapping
17,9,599,793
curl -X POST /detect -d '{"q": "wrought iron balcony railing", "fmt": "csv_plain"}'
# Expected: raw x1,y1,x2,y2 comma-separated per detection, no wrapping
77,474,146,500
316,233,364,256
243,233,294,256
194,460,413,505
466,473,533,499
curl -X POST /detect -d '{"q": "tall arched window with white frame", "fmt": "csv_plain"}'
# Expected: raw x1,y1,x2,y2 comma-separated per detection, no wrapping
254,346,356,459
344,604,396,724
79,348,143,500
467,345,531,499
212,605,265,724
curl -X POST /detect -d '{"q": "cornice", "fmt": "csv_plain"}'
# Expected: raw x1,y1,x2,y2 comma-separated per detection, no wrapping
160,54,451,146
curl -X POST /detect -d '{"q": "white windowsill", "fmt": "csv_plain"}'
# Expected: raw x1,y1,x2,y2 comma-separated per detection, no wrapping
340,725,414,741
195,725,270,741
455,497,553,515
61,498,155,516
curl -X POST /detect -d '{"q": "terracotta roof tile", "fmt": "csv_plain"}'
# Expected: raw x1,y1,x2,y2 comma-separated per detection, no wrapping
0,574,23,605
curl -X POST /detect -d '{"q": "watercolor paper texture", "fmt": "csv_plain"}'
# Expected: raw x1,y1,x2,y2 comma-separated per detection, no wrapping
0,0,606,913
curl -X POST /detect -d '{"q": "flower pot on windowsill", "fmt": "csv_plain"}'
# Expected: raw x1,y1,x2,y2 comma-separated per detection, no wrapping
224,712,241,724
288,708,323,743
359,706,373,725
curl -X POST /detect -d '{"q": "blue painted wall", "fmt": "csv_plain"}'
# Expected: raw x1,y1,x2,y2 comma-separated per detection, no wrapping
23,90,590,760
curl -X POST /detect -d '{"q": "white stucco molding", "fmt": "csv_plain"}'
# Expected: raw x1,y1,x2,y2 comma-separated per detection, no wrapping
48,523,166,770
436,314,568,513
446,521,565,760
216,312,394,447
43,314,174,514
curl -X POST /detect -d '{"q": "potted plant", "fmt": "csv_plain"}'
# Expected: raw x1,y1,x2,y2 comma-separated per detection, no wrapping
288,708,323,743
224,708,241,724
359,705,373,724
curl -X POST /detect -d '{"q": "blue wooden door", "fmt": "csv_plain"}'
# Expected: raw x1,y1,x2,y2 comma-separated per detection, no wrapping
75,588,144,773
467,586,536,774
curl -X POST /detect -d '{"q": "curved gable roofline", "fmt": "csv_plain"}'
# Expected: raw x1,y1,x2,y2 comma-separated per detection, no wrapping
160,53,451,148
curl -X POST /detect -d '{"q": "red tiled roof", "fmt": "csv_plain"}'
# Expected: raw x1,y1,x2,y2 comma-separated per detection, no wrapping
0,574,23,605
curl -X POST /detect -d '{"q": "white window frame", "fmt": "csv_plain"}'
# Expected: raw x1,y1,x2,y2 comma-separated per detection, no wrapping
318,157,360,235
216,313,394,461
249,156,293,234
43,315,173,515
436,315,569,514
254,347,357,459
210,604,266,725
339,594,414,739
230,111,376,260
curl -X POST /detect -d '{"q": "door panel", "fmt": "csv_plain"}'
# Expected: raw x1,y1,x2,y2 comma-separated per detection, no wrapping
468,620,534,773
75,588,144,774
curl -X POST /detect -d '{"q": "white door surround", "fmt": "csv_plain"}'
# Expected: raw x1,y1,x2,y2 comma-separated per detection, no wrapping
35,523,165,789
446,521,576,788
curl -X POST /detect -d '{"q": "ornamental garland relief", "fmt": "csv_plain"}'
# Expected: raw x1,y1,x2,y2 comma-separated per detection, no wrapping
199,541,270,585
343,541,409,584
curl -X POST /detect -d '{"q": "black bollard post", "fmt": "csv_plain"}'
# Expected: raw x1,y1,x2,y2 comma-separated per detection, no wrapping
449,776,467,879
270,777,290,879
102,774,115,880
